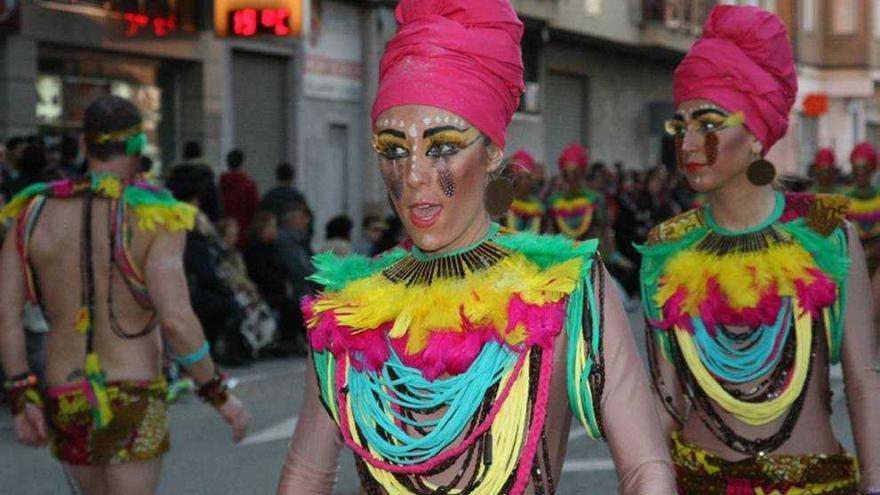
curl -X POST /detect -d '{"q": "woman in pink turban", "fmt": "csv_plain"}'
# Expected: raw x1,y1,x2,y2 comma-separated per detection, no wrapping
546,143,608,241
504,149,546,233
808,147,842,194
846,142,880,270
638,5,880,495
277,1,675,494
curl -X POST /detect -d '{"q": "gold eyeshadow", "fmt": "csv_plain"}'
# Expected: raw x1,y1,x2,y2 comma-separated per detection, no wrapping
372,134,411,159
664,111,745,137
423,128,481,157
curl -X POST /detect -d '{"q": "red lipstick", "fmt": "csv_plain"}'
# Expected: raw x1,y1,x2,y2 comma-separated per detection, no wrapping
408,203,443,228
685,162,705,174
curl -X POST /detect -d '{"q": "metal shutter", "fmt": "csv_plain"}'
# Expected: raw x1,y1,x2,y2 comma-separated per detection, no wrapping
544,72,587,166
232,51,287,190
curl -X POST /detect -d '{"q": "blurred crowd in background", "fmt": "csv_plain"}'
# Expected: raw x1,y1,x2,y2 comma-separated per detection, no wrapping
0,132,873,381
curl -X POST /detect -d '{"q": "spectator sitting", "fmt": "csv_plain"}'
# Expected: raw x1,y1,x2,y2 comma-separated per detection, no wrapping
166,169,251,366
320,215,354,257
220,148,259,246
354,215,387,255
243,212,306,355
216,218,278,356
260,162,306,222
217,218,260,296
276,203,316,299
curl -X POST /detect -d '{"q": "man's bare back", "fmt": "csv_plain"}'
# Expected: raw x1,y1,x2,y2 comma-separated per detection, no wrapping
0,96,249,495
29,196,162,386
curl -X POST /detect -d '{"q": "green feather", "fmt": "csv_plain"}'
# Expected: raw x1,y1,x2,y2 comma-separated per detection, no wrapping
308,248,407,292
123,184,181,207
494,231,598,270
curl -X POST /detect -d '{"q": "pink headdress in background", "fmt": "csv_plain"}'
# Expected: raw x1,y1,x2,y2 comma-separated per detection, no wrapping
557,143,589,172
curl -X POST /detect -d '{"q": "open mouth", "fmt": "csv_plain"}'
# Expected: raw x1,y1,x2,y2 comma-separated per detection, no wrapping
408,203,443,228
685,162,706,174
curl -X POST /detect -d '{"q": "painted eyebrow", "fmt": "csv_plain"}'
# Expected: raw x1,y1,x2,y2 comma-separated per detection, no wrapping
691,108,728,119
423,125,470,139
377,129,406,139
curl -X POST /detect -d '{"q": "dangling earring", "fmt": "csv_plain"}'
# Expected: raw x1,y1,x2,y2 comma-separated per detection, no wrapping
485,167,514,218
747,141,776,186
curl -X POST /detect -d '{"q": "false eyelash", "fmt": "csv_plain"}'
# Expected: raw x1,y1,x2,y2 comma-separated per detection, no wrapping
373,135,411,156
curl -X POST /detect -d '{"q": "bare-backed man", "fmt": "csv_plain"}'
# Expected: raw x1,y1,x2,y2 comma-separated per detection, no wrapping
0,95,249,495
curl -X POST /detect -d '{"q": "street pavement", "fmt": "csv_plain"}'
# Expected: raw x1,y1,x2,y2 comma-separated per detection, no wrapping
0,312,855,494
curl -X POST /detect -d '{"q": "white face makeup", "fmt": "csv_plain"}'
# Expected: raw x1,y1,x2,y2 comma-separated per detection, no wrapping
372,105,501,254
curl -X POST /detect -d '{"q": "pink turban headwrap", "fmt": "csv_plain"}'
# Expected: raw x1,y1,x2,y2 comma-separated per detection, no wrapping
814,147,836,169
509,149,536,174
371,0,525,149
851,141,878,171
673,6,797,153
558,143,589,172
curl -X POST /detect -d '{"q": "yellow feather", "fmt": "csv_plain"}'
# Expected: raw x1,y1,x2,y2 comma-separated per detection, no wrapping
657,242,820,314
311,252,584,351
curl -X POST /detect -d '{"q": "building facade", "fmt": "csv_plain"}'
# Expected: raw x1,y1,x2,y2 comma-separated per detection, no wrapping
0,0,370,242
3,0,870,245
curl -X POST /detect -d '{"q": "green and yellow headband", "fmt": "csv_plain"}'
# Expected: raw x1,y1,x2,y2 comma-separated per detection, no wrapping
85,124,147,156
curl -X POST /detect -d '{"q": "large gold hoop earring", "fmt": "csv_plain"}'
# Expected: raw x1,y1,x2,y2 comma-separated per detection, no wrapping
485,168,514,218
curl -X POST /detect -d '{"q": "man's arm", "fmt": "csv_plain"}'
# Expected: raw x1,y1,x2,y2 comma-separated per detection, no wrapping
145,228,249,442
0,222,48,447
0,223,28,378
145,230,217,385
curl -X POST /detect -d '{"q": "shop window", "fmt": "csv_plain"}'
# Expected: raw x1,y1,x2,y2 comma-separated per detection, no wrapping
35,51,165,169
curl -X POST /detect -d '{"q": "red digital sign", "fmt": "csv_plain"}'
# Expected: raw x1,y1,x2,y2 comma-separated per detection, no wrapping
124,12,178,38
215,1,302,38
231,8,291,37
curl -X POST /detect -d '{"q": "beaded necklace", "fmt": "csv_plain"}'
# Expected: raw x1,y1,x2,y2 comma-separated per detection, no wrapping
639,191,850,455
307,226,606,494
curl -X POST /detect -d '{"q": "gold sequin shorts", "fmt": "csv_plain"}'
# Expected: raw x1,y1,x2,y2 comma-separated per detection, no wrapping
671,432,859,495
47,376,170,465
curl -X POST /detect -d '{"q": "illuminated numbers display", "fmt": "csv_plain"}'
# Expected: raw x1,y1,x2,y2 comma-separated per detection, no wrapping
231,8,291,37
123,12,178,38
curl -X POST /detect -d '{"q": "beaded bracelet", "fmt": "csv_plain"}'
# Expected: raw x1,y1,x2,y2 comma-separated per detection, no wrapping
173,341,211,367
196,371,229,408
3,372,43,415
